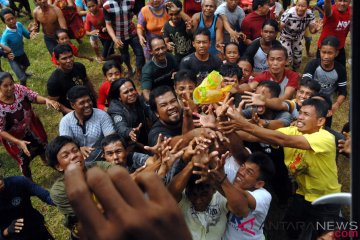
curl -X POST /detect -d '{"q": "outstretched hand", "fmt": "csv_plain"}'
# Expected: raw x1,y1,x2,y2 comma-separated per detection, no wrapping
65,164,192,240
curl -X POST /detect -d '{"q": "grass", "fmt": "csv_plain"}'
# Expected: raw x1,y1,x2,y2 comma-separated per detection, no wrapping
0,1,351,239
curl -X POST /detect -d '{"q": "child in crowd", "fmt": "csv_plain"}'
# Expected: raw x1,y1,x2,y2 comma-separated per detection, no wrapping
280,0,321,70
163,0,194,64
237,56,253,84
84,0,113,62
223,42,240,64
302,36,347,119
97,60,122,111
51,28,94,66
0,8,36,85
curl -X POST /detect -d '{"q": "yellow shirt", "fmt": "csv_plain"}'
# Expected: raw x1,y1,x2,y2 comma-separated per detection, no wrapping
277,126,341,202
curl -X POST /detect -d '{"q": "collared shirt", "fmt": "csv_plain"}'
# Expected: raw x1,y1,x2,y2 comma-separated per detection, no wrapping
59,108,115,147
103,0,135,40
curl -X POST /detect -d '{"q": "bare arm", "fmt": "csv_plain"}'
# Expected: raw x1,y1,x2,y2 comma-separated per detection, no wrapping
191,13,200,33
54,6,67,29
324,0,333,18
47,96,73,114
215,17,224,47
219,15,239,43
167,161,194,202
220,112,311,149
279,86,296,101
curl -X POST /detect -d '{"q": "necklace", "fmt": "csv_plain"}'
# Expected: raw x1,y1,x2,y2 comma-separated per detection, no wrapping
152,56,168,68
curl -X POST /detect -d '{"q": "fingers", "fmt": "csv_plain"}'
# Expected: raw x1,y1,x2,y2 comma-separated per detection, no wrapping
135,173,176,205
86,167,131,221
172,139,184,152
65,163,105,235
108,166,147,208
134,123,142,132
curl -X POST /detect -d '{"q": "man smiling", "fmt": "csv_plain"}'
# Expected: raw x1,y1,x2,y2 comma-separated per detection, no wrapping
46,136,112,240
221,98,341,239
47,44,97,114
59,86,115,161
148,85,182,146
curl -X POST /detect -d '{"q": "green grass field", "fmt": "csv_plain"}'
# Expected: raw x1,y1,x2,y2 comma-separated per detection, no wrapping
0,1,351,239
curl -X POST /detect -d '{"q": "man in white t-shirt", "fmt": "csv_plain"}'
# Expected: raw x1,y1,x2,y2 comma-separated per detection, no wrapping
168,149,252,240
222,152,275,240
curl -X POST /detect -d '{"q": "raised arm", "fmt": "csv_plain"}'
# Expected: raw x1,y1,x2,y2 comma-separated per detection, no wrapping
324,0,333,18
167,161,194,202
54,6,67,29
220,110,311,150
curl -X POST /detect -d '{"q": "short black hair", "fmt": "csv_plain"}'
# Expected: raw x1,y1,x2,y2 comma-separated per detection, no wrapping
46,136,80,169
165,0,182,13
55,28,69,40
101,134,127,150
219,63,243,81
247,152,275,182
102,60,122,76
149,36,165,51
238,56,254,68
0,8,15,22
186,173,214,194
311,93,332,112
174,70,197,86
67,85,91,103
224,42,239,53
53,43,73,60
0,72,14,85
301,98,329,118
252,0,270,11
268,45,288,60
85,0,97,4
262,19,279,32
320,35,340,49
257,80,281,98
299,78,321,93
149,85,176,112
108,78,137,101
194,28,211,41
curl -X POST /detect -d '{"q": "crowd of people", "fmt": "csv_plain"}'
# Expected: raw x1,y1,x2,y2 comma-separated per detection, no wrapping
0,0,352,239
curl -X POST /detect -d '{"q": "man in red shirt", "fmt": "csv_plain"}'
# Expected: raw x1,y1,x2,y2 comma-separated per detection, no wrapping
242,45,299,100
241,0,272,45
317,0,351,67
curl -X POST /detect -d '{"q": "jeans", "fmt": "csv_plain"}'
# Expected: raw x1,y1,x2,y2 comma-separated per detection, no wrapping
44,35,58,54
99,38,114,58
9,54,29,81
120,36,145,69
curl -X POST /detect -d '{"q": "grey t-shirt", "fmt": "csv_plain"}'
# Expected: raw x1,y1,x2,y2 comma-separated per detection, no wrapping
215,2,245,42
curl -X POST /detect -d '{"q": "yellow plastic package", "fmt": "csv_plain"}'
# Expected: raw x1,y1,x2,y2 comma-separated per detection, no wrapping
193,70,232,104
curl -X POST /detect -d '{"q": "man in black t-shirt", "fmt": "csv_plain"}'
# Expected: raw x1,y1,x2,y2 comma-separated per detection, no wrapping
163,0,194,64
179,28,222,85
147,85,182,146
47,44,97,115
141,37,179,102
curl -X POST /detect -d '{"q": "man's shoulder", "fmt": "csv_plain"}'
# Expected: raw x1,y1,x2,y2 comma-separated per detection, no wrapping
180,53,195,64
93,108,111,119
48,68,65,82
60,111,75,123
50,176,66,196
